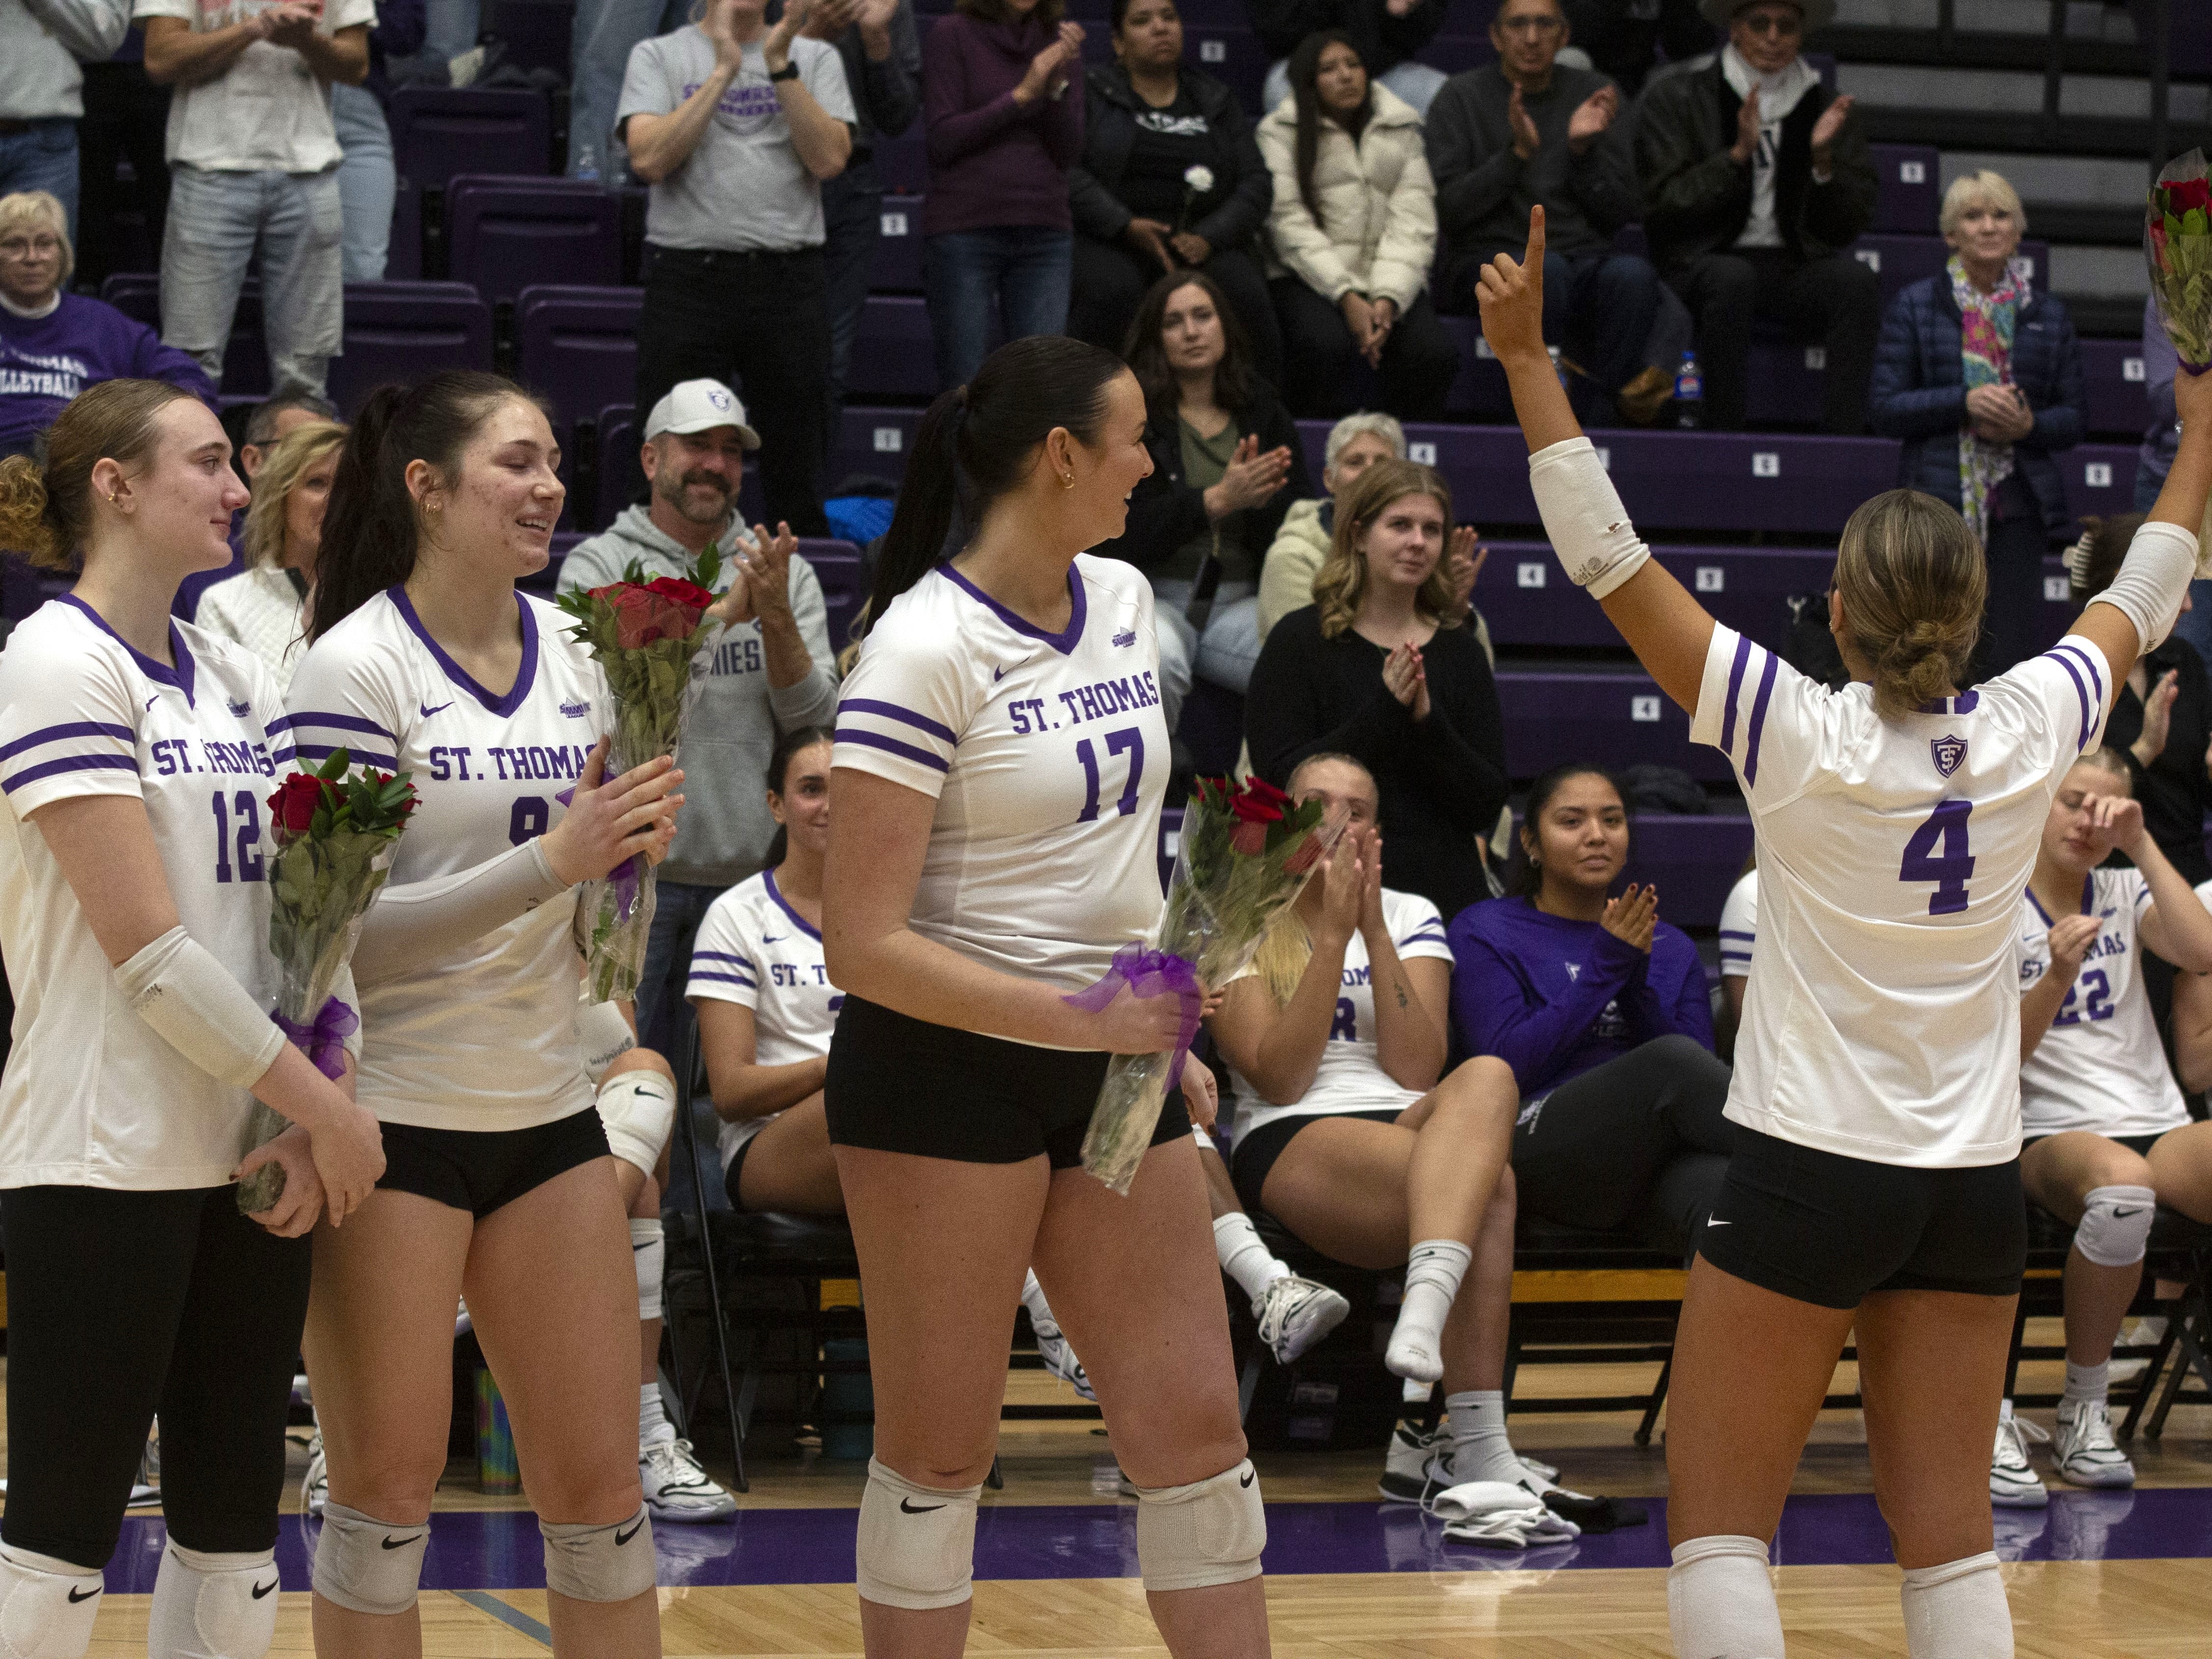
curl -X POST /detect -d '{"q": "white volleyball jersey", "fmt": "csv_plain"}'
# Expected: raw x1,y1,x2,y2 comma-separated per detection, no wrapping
1694,625,2112,1167
1719,870,1758,979
833,555,1171,1022
685,869,840,1171
0,599,284,1189
2017,869,2189,1140
1225,889,1454,1147
282,587,610,1131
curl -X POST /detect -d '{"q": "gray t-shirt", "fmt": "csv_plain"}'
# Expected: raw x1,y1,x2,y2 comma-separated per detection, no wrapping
618,27,856,253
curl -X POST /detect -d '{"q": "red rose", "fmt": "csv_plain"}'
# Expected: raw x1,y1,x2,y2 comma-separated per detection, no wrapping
605,584,702,648
644,575,714,612
268,773,326,840
1227,792,1284,826
1243,777,1293,810
2166,177,2212,216
1229,819,1269,856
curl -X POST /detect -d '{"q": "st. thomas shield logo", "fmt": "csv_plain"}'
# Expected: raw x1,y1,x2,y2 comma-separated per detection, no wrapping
1931,734,1968,778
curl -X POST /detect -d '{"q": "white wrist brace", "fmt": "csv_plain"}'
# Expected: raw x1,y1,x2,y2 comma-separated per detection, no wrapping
351,838,567,984
115,926,286,1089
1528,437,1652,600
2084,519,2200,653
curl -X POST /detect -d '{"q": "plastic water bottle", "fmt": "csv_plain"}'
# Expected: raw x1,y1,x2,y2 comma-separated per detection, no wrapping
1674,350,1704,429
574,145,599,184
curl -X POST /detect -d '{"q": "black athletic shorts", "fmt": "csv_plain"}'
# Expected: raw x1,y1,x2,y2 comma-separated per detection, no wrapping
724,1128,762,1211
1229,1108,1401,1215
1694,1125,2026,1309
2021,1131,2167,1159
825,992,1191,1167
378,1107,612,1218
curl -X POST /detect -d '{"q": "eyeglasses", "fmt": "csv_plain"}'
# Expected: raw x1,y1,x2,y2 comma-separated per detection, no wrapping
1737,10,1804,37
1497,14,1564,36
0,236,60,260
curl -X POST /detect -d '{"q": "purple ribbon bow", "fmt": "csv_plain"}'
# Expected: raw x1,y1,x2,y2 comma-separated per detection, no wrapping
275,996,359,1082
1062,944,1204,1089
608,853,645,922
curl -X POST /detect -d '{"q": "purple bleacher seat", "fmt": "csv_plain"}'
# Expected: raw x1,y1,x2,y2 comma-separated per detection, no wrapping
873,195,924,292
390,88,552,191
514,285,642,439
2081,337,2151,440
875,129,927,194
520,530,585,596
1613,814,1754,932
103,273,270,397
1441,317,1837,426
1,554,39,622
1869,143,1939,234
831,406,925,492
1474,542,1837,652
1080,25,1265,106
1168,0,1249,26
447,178,622,306
2059,444,2141,527
849,296,939,399
326,282,494,415
1424,35,1495,75
798,538,866,652
1496,666,1732,782
482,0,572,76
1851,234,2052,309
594,402,641,531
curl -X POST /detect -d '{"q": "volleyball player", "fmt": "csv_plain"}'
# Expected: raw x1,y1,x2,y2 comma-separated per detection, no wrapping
0,381,384,1659
823,336,1268,1658
1991,748,2212,1503
284,373,700,1659
1478,207,2212,1659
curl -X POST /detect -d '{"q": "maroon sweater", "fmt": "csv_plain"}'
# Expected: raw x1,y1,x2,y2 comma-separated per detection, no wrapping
921,10,1085,236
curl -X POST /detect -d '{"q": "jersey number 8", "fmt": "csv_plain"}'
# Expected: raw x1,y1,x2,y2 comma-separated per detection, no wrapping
1900,799,1975,915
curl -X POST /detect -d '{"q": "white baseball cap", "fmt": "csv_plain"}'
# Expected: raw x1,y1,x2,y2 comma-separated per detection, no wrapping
644,378,761,449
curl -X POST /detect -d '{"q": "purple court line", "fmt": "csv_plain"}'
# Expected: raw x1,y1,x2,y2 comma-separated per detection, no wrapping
98,1488,2212,1592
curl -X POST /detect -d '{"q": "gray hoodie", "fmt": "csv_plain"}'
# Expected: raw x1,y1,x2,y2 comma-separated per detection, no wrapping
2,0,130,122
558,505,840,890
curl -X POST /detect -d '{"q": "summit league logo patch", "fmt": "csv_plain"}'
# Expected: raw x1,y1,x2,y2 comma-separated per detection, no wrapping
1930,733,1968,778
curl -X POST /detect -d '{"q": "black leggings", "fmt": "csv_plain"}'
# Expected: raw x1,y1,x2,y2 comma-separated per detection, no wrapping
1511,1034,1738,1257
0,1184,310,1568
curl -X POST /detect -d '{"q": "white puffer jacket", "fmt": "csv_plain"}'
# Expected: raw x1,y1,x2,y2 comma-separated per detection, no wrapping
1257,82,1436,312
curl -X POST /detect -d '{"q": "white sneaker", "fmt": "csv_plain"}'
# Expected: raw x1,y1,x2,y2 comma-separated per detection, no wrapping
1990,1400,2049,1508
1378,1422,1448,1503
302,1431,328,1519
1030,1307,1096,1401
2052,1399,2135,1489
640,1438,739,1523
1253,1275,1352,1366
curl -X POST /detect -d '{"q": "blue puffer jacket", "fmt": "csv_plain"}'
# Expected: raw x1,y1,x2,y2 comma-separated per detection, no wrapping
1868,272,2087,542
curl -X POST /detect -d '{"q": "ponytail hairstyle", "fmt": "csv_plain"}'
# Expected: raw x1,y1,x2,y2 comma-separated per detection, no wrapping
1288,29,1365,228
309,371,547,642
1830,488,1986,723
760,722,835,868
0,378,196,571
1507,763,1628,899
856,335,1127,645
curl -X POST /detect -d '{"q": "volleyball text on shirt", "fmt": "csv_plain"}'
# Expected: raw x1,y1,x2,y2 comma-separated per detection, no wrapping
281,588,611,1131
0,600,286,1187
832,554,1172,1022
1693,625,2112,1167
685,869,841,1170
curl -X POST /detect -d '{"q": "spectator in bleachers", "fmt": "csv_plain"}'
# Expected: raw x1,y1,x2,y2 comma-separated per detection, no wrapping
1251,0,1448,120
921,0,1085,389
1097,269,1306,722
1450,764,1736,1258
623,0,851,538
1634,0,1878,435
239,388,338,479
1068,0,1283,389
1560,0,1716,97
1258,31,1458,421
800,0,922,450
139,0,370,402
194,416,340,688
1426,0,1667,426
1869,168,2085,681
560,377,840,1055
0,188,211,460
332,0,424,283
0,0,130,237
75,24,173,292
570,0,687,180
1247,456,1506,921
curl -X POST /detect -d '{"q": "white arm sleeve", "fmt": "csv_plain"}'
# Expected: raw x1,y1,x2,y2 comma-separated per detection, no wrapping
115,926,288,1089
1528,437,1653,600
2083,519,2202,655
350,839,571,985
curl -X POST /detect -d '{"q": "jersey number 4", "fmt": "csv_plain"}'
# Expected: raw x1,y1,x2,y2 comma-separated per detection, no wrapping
1900,799,1975,915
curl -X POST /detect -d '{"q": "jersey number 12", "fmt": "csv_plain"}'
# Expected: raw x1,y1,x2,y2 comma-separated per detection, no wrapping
210,790,265,884
1900,799,1975,915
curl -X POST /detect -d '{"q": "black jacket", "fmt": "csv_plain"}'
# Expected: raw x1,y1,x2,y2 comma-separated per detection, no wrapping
1094,383,1310,576
1634,58,1874,270
1247,0,1446,79
2102,635,2212,888
1067,63,1273,253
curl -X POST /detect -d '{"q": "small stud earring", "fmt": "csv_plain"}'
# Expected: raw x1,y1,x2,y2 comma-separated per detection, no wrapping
1061,473,1074,489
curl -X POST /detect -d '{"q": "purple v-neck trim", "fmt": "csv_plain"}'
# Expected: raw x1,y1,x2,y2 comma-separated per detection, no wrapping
934,562,1087,655
2024,872,2094,926
764,869,823,941
390,585,539,717
62,594,195,706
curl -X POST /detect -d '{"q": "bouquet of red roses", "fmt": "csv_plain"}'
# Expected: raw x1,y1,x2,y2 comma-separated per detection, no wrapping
2149,148,2211,373
554,545,723,1000
1073,775,1342,1194
237,748,419,1213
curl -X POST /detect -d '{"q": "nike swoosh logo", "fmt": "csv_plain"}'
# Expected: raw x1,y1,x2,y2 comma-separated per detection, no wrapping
763,933,784,943
632,1088,666,1100
1706,1218,1732,1227
67,1587,99,1603
420,701,452,718
2112,1208,2145,1218
381,1534,425,1550
1239,1470,1255,1488
992,666,1005,681
252,1579,278,1599
145,695,158,710
900,1497,945,1514
616,1519,646,1546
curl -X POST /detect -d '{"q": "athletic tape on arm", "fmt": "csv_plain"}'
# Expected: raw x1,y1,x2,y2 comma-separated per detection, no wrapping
1528,437,1652,600
114,926,287,1089
350,839,569,984
2085,519,2200,655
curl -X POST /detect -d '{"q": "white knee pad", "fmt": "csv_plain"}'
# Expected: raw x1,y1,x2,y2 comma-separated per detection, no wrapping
540,1507,657,1604
1132,1459,1267,1594
1668,1534,1785,1659
311,1504,428,1617
150,1544,279,1659
1900,1552,2013,1659
597,1069,678,1177
631,1218,665,1322
855,1458,981,1611
0,1543,104,1659
2074,1185,2157,1269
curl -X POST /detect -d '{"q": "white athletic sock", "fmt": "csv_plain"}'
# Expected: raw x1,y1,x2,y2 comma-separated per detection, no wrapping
1667,1534,1785,1659
1900,1552,2012,1659
150,1543,279,1659
1021,1269,1055,1325
641,1382,675,1449
1385,1240,1472,1384
1213,1212,1290,1306
1443,1389,1523,1487
0,1543,104,1659
2061,1359,2109,1410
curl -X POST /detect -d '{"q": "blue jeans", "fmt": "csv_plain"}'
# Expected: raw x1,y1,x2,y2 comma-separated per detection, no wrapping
568,0,689,177
424,0,481,62
159,164,344,397
0,120,80,240
331,84,393,283
637,878,728,1214
923,226,1072,391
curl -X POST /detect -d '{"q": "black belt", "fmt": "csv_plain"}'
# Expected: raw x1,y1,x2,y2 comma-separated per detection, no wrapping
647,244,820,266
